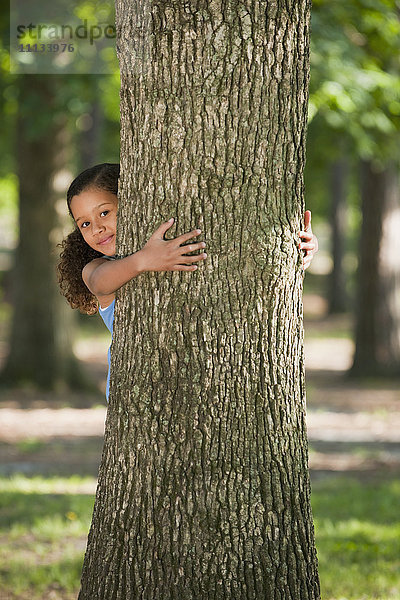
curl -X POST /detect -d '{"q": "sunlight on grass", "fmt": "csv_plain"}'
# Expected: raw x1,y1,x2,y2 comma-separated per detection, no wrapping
312,477,400,600
16,438,46,454
0,474,399,598
0,474,97,495
3,554,84,599
0,475,96,599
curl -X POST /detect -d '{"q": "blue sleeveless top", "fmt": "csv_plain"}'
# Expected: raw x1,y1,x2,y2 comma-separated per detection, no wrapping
97,254,116,401
98,299,115,401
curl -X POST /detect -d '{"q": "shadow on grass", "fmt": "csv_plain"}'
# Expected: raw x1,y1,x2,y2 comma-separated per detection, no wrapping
0,437,104,479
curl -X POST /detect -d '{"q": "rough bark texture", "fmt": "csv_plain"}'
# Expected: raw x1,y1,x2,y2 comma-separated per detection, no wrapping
79,1,320,598
350,160,400,377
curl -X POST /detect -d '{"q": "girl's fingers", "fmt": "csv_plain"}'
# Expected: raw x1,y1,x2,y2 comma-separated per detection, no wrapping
303,255,312,270
179,252,207,263
174,264,199,271
299,231,313,241
176,229,202,245
304,210,312,231
299,242,315,251
172,252,207,270
150,218,175,240
180,241,206,254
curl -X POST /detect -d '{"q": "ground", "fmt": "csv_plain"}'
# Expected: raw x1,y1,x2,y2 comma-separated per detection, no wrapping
0,294,399,599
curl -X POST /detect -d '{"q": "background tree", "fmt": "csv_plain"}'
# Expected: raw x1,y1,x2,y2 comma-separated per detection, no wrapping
0,1,121,392
329,156,348,313
79,1,320,598
0,74,86,389
351,159,400,376
307,0,400,376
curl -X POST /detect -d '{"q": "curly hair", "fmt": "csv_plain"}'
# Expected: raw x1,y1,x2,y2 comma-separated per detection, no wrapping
56,163,120,315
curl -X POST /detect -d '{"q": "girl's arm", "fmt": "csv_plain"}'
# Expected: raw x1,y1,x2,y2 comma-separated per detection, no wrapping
83,219,207,297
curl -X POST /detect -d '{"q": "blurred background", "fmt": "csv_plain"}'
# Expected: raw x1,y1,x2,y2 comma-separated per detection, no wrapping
0,1,399,599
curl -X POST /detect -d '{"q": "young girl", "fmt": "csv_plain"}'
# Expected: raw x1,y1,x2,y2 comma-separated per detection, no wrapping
57,163,318,400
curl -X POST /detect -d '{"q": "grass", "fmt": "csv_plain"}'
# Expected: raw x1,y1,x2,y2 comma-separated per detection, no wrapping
0,474,399,599
0,475,95,599
15,438,46,454
311,476,400,600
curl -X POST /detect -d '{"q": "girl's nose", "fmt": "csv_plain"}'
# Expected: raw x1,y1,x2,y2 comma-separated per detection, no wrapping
92,221,105,235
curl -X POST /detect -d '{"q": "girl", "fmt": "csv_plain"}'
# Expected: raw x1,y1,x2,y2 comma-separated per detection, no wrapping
57,163,318,400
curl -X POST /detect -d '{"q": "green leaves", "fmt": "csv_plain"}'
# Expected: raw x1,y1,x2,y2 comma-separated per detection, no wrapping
309,0,400,162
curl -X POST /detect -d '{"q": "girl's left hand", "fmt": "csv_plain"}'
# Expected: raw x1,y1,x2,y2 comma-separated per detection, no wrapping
299,210,318,271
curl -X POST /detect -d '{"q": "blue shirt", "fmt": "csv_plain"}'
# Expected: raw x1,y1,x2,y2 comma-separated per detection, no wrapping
98,299,115,401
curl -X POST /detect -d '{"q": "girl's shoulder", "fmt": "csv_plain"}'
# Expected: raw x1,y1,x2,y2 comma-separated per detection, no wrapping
82,254,117,281
82,256,116,310
82,256,109,281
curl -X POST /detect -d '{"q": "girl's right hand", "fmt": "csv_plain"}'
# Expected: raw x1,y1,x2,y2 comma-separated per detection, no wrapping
137,218,207,273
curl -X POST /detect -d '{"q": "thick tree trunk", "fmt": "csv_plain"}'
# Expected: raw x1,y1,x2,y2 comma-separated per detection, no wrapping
350,160,400,377
328,159,348,314
0,75,87,390
79,1,320,598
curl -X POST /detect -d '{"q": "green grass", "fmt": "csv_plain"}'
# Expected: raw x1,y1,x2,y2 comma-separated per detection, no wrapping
0,474,399,599
311,476,400,600
0,475,95,599
15,438,46,454
305,327,353,340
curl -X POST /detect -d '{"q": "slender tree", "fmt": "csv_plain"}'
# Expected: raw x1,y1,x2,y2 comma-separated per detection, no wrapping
79,1,320,598
350,159,400,377
329,158,348,314
349,4,400,377
78,80,105,170
309,0,400,376
0,75,88,390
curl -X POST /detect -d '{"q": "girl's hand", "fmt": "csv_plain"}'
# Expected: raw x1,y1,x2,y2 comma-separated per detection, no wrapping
299,210,318,271
137,218,207,273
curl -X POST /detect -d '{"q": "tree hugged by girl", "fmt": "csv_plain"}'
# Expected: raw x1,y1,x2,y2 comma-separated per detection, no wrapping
57,163,318,401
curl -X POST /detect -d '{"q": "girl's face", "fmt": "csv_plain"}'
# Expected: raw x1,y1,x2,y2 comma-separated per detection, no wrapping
69,188,118,256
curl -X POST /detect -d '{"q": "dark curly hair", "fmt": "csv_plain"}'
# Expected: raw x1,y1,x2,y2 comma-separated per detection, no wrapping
56,163,120,315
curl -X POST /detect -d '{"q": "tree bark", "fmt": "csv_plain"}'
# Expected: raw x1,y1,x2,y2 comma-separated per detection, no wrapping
79,1,320,598
350,159,400,377
328,159,348,313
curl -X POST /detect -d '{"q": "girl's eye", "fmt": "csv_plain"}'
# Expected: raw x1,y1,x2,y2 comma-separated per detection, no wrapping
101,210,109,217
81,221,90,229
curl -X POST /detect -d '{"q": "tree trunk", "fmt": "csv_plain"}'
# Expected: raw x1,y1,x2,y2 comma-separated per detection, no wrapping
328,159,348,313
79,84,104,170
350,159,400,377
79,1,320,598
0,74,88,391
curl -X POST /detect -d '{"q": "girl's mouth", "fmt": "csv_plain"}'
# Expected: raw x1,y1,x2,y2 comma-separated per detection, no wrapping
98,235,114,245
